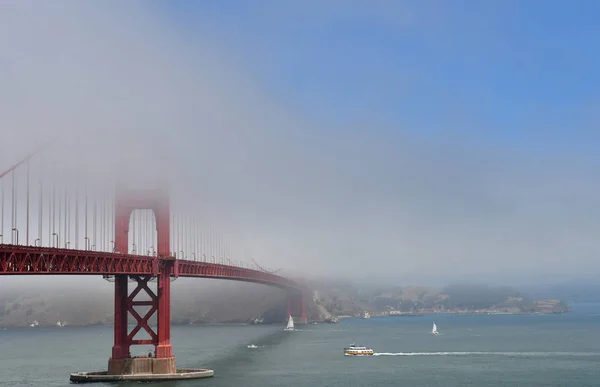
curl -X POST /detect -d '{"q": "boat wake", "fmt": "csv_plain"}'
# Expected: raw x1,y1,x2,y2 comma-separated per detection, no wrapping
373,351,600,357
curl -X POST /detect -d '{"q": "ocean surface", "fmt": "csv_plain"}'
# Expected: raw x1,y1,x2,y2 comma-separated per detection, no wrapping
2,303,600,386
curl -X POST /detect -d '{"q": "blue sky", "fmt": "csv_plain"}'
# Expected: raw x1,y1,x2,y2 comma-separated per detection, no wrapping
156,0,600,152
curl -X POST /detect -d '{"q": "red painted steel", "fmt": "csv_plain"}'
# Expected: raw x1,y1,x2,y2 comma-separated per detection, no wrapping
113,188,170,257
176,260,302,290
0,244,302,290
126,276,159,346
156,261,173,358
111,186,175,359
110,273,176,359
112,275,128,359
287,291,308,323
0,245,155,274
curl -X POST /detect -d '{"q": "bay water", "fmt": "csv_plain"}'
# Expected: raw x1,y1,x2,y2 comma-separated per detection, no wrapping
1,303,599,386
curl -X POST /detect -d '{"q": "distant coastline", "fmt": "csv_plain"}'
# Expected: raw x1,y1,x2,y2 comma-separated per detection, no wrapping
0,281,573,328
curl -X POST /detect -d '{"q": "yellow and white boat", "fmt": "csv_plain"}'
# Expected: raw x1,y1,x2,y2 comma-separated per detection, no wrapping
343,343,374,356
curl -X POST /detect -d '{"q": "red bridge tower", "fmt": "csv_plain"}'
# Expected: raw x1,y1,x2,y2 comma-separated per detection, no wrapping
107,186,176,375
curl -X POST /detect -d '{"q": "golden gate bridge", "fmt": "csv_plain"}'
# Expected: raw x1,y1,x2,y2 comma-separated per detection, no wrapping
0,141,307,381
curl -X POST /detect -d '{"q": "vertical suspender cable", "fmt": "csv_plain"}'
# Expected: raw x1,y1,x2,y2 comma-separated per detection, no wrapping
184,212,188,259
11,170,15,244
169,210,173,256
93,198,97,250
174,208,178,258
64,184,67,248
75,180,79,250
58,182,62,247
100,196,104,251
84,182,88,249
105,196,108,252
50,180,54,246
99,195,103,251
109,191,113,252
131,208,136,254
108,191,111,251
189,213,193,260
26,160,30,245
103,196,107,251
211,228,215,262
1,175,4,243
215,228,225,263
39,158,43,246
181,210,185,258
175,209,178,258
201,226,205,261
209,228,212,262
65,190,69,248
194,216,198,261
144,209,147,255
175,210,178,257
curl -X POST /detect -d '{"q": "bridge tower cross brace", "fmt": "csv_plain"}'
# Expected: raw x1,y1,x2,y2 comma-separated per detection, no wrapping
108,186,176,375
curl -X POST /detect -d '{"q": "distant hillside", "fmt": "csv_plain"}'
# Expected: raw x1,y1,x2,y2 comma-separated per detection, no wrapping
0,278,571,328
441,284,526,310
311,281,570,316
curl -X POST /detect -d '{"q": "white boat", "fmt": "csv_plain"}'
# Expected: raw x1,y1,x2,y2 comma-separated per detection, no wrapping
247,344,259,349
362,311,371,319
343,343,374,356
432,322,439,335
284,315,295,331
30,320,39,328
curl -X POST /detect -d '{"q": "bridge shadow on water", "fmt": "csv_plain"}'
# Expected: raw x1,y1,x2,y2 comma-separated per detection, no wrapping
117,328,295,387
207,329,293,370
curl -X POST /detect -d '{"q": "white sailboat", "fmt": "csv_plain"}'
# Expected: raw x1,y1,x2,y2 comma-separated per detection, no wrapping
284,315,295,331
431,322,439,335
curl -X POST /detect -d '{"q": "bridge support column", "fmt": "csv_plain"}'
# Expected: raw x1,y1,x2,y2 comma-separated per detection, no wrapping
156,259,174,360
106,186,176,376
287,292,308,324
111,275,129,360
300,295,307,324
107,272,176,375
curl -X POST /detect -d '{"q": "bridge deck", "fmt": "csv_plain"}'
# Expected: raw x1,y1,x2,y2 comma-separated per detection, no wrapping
0,244,301,291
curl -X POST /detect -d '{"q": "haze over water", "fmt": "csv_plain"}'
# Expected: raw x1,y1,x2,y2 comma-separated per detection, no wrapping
2,303,599,387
